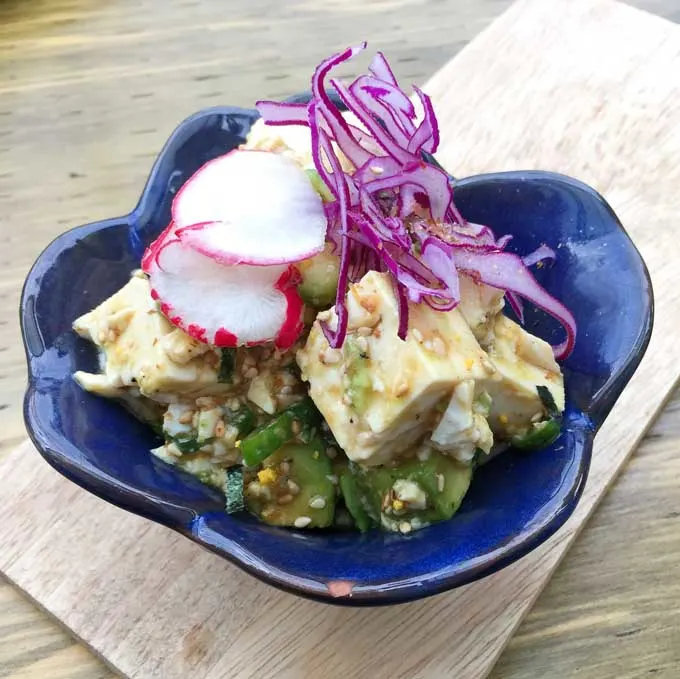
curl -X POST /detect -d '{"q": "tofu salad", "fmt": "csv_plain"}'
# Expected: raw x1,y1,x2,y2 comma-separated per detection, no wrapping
73,45,576,534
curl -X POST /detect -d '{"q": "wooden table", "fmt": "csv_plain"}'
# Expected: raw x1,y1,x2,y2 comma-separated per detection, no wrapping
1,0,679,677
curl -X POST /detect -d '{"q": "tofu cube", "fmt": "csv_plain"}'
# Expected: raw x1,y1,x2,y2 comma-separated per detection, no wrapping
73,275,228,401
483,314,565,436
457,274,505,345
430,379,494,462
297,271,493,466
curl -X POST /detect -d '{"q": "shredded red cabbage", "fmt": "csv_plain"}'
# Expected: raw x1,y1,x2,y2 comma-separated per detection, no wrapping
255,45,576,359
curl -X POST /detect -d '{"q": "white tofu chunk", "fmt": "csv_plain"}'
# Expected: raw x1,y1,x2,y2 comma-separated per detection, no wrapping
457,275,505,345
297,271,494,466
246,371,277,415
73,275,230,401
430,380,494,462
483,314,565,436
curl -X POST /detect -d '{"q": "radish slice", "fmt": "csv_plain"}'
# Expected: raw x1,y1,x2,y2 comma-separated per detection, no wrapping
144,232,303,348
173,150,327,266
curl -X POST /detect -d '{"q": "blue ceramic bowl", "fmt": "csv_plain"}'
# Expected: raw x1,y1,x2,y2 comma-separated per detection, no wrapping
21,103,653,606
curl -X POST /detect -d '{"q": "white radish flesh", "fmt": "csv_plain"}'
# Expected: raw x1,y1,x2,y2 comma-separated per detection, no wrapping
173,150,327,266
143,227,303,348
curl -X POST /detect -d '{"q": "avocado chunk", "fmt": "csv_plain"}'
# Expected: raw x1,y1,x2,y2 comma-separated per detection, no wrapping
339,472,374,532
343,336,373,415
345,451,473,532
245,440,335,528
297,244,340,308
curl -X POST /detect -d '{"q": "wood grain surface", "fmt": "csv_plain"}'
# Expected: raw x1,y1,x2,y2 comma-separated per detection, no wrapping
1,0,680,677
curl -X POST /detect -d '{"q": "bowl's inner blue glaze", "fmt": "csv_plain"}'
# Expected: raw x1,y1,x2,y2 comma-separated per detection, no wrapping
22,106,652,603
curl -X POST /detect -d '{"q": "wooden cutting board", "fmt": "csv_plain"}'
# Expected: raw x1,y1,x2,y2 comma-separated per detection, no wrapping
2,0,680,677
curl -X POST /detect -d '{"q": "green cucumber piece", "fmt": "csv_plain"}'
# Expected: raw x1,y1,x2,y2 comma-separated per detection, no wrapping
297,246,340,309
349,452,473,531
344,336,372,415
511,418,561,450
246,440,335,528
339,473,374,532
305,168,334,202
239,397,321,467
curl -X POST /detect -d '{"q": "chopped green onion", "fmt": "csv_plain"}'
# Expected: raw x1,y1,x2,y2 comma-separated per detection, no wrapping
225,405,257,437
225,466,244,514
218,349,236,383
239,397,321,467
537,385,560,418
171,435,214,454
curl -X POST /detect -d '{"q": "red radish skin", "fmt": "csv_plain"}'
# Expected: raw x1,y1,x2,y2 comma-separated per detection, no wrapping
145,233,305,348
141,221,177,272
273,267,305,349
214,328,239,347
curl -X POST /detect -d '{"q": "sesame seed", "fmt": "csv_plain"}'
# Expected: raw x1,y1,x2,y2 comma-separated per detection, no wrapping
369,165,384,175
326,474,338,485
395,382,409,397
247,481,263,497
431,336,446,356
229,398,241,411
437,473,445,493
279,385,294,395
321,350,341,365
278,494,294,505
309,496,327,510
287,479,300,495
399,521,412,534
291,420,301,436
97,329,108,344
531,412,544,423
294,516,312,528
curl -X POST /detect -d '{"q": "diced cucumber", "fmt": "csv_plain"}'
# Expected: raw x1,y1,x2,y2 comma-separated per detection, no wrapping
239,397,321,467
344,336,372,415
339,473,374,532
297,245,340,309
245,440,336,528
347,451,473,531
305,168,334,202
511,418,561,450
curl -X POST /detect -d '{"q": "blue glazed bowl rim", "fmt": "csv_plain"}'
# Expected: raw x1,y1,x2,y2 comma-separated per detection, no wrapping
19,104,654,605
